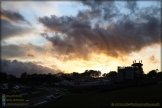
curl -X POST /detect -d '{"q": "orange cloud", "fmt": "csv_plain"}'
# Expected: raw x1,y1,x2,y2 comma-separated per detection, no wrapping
27,49,36,58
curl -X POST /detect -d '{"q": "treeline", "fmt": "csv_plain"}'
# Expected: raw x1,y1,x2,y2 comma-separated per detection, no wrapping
71,70,102,78
146,69,162,79
0,69,162,84
0,70,102,84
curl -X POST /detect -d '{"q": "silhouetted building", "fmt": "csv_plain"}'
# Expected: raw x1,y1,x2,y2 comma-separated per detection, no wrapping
118,60,144,83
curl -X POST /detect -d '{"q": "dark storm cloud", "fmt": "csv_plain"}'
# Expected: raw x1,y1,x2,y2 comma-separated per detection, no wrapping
0,59,61,77
38,1,161,61
1,44,27,58
1,19,33,40
77,9,101,20
1,9,30,24
80,0,119,21
39,15,91,33
39,15,72,33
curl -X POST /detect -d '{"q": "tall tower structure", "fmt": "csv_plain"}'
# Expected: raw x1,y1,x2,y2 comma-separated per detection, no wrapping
131,60,144,83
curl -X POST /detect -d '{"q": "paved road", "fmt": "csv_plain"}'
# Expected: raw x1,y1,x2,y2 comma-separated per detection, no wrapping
29,88,64,104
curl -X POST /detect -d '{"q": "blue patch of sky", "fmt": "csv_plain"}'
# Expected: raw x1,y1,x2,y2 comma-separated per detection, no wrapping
19,1,86,23
57,1,89,17
18,10,37,25
24,35,49,47
137,1,160,8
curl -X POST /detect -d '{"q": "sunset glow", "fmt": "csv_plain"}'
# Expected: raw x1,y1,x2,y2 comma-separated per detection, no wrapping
1,1,161,77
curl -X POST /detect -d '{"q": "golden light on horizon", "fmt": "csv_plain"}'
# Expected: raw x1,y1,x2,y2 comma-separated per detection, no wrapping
1,1,161,77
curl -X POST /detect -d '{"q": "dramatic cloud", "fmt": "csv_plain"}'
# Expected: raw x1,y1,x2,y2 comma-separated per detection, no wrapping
38,1,161,62
1,9,30,24
0,9,34,40
0,1,160,74
81,0,119,21
77,9,102,21
1,44,27,58
0,59,61,77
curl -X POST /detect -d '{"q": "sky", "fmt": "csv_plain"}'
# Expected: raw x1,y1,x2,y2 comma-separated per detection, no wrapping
0,0,161,77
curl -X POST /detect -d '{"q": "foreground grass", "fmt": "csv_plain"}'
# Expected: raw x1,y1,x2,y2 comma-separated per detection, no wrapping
33,84,161,107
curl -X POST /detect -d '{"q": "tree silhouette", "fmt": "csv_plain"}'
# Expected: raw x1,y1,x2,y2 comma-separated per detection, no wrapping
157,71,162,80
147,70,157,78
72,72,79,77
48,73,52,75
102,73,107,77
106,71,117,78
81,70,101,78
20,72,28,79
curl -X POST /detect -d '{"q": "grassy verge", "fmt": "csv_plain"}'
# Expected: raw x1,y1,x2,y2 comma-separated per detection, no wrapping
33,84,161,107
